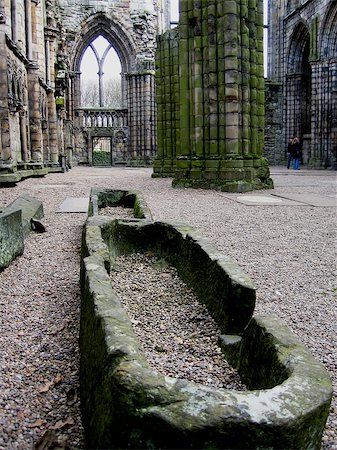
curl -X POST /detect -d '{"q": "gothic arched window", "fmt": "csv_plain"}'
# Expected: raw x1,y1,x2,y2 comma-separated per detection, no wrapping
80,35,122,108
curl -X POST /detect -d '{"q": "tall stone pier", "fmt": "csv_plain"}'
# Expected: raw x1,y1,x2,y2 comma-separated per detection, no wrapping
153,0,273,192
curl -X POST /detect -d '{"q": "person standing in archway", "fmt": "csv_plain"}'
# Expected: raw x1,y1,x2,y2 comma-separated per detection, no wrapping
292,137,302,170
287,136,295,169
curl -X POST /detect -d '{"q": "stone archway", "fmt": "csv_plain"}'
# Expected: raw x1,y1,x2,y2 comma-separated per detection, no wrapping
286,22,312,162
313,0,337,168
71,13,136,112
62,10,157,166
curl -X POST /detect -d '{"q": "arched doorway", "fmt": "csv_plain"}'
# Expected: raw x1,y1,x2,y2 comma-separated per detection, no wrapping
316,0,337,168
286,23,311,163
79,35,127,165
70,16,133,165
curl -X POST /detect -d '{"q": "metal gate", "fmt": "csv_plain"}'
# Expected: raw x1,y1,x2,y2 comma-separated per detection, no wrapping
92,137,112,166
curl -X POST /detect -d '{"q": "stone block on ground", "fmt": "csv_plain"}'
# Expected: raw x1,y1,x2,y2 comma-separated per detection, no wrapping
5,195,44,236
88,188,153,221
0,209,24,271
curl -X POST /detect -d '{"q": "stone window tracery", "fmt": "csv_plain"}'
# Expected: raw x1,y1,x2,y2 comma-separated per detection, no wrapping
80,35,122,108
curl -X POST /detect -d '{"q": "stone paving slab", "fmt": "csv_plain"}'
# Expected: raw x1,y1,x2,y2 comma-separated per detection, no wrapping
57,197,89,213
273,193,336,207
220,192,336,207
220,194,306,206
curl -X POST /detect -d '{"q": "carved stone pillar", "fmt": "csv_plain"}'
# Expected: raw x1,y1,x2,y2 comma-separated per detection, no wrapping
19,111,29,161
154,0,273,191
126,59,156,162
25,0,33,60
47,90,58,162
0,34,11,162
27,64,43,162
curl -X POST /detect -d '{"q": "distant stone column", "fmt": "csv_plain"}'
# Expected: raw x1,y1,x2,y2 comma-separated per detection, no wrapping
25,0,33,60
45,27,59,163
28,65,43,162
310,62,320,165
154,0,273,192
19,112,29,161
47,90,58,163
0,32,12,162
127,58,156,163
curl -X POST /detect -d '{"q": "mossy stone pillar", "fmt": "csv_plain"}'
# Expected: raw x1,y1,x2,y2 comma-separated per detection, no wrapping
153,0,273,192
127,58,156,164
153,29,180,177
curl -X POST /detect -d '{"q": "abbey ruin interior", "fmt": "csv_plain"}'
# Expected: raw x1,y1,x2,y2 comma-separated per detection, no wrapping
0,0,336,188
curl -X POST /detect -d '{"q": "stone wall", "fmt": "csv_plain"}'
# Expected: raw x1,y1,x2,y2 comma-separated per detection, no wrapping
58,0,168,165
0,0,63,183
154,0,273,192
264,80,284,165
0,0,173,179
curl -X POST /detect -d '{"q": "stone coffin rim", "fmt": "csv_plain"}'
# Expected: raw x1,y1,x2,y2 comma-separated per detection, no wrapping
80,217,332,449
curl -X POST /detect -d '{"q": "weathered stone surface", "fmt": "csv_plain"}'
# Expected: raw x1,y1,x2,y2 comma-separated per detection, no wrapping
102,219,256,334
5,195,44,236
88,187,153,222
268,0,337,169
154,0,274,191
0,209,24,270
80,216,332,449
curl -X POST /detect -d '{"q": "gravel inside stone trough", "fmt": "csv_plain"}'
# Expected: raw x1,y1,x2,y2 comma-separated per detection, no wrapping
111,252,246,390
0,166,335,450
99,205,134,219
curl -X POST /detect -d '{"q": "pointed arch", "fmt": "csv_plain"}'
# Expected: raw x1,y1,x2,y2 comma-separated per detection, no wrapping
287,22,310,74
71,12,137,109
320,0,337,59
285,22,312,144
71,12,136,75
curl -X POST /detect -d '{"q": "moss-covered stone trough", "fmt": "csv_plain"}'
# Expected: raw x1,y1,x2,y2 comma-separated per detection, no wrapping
88,187,153,222
80,194,332,449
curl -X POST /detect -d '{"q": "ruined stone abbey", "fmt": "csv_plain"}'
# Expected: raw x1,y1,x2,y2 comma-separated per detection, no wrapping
266,0,337,169
0,0,335,187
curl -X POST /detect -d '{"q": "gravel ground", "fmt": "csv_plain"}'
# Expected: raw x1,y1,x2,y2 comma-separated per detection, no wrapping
0,166,336,449
111,252,246,391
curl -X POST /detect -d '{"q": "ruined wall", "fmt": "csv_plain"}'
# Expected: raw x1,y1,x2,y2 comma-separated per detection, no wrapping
154,0,273,192
268,0,337,169
0,0,172,179
264,81,284,165
0,0,62,182
57,0,169,165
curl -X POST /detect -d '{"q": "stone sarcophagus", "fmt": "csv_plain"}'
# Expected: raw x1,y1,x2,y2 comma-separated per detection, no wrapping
79,190,332,449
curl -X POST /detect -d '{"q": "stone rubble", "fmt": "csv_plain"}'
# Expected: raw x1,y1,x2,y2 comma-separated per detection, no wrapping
0,166,335,449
